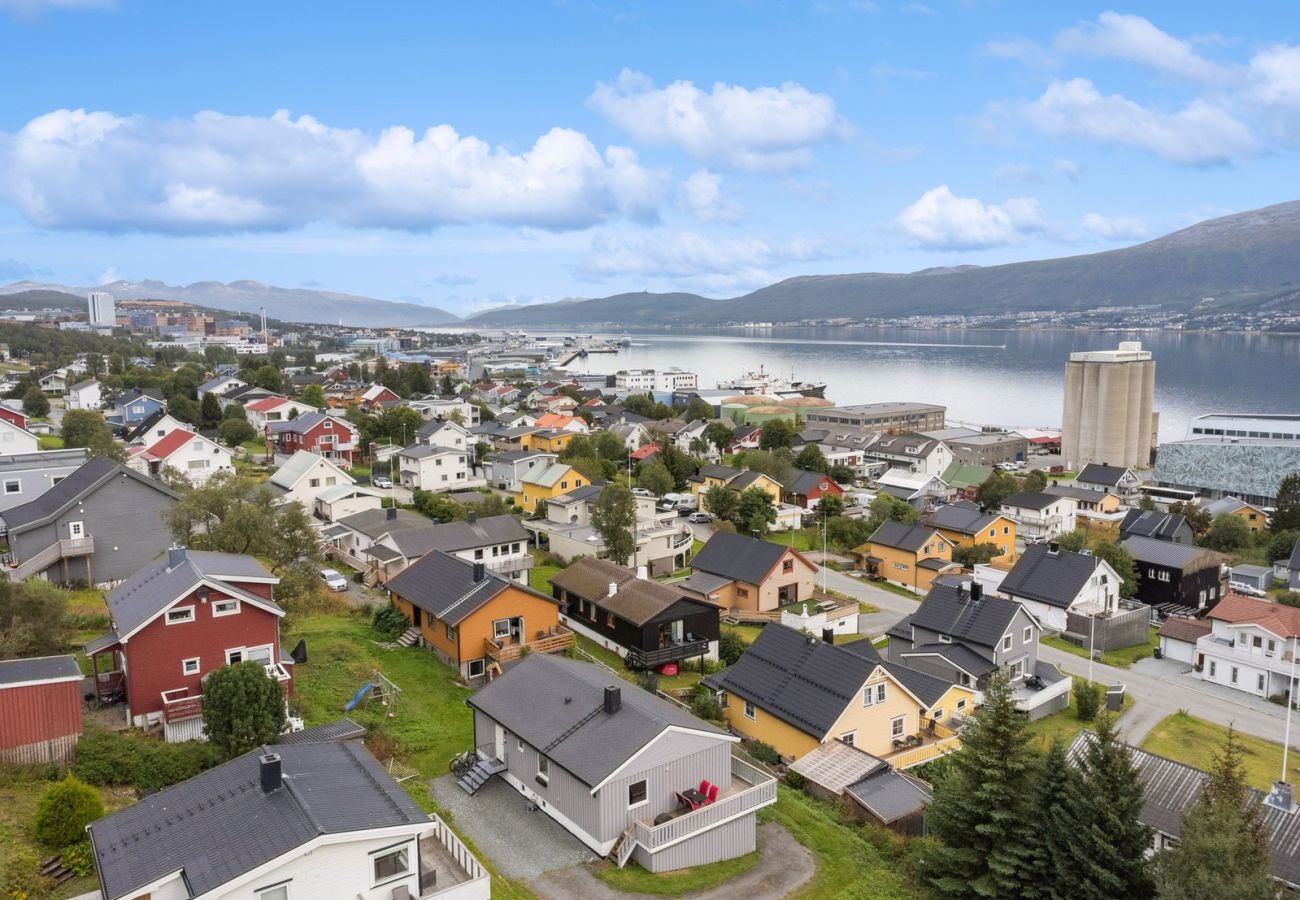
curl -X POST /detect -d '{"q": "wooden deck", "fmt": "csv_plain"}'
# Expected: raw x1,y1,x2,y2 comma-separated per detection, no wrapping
483,627,575,663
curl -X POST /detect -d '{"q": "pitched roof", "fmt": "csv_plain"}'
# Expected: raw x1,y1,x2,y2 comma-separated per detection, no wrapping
1077,463,1132,486
269,450,351,491
1156,617,1212,643
1122,535,1222,572
1001,490,1064,512
909,580,1026,650
998,543,1101,608
88,741,428,900
729,470,772,492
0,655,83,687
245,395,291,413
69,378,98,392
336,507,432,539
267,411,354,435
522,462,578,489
468,653,726,787
2,457,179,534
1120,509,1191,542
783,469,837,496
899,642,999,679
146,429,207,461
844,765,933,824
1207,593,1300,638
413,514,528,553
927,500,999,535
550,558,709,626
867,520,943,554
691,531,803,585
1290,539,1300,571
386,550,553,625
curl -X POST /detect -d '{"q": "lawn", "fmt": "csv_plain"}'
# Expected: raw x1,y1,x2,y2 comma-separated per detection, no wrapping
1041,626,1158,669
594,851,759,895
529,562,562,594
1140,712,1300,791
37,434,64,450
240,438,271,456
1025,679,1133,752
765,530,819,553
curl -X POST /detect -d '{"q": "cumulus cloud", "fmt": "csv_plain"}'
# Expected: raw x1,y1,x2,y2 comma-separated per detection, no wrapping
1053,158,1084,182
896,185,1045,250
1082,212,1148,241
588,69,848,171
0,108,666,234
677,169,741,223
983,37,1058,70
1055,12,1231,83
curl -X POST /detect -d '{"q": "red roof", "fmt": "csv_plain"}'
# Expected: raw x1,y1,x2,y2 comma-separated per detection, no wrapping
1208,594,1300,638
149,429,201,460
630,445,660,461
246,396,290,413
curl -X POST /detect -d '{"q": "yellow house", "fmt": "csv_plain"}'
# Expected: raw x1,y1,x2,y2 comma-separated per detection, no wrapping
434,360,462,377
387,550,570,681
928,500,1017,562
1205,496,1269,534
522,429,579,454
689,463,782,505
853,520,961,594
512,462,589,513
703,624,974,763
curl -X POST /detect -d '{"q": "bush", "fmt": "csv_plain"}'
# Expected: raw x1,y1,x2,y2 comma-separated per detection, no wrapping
59,839,95,877
784,769,806,790
719,629,749,666
749,740,781,766
1075,682,1102,722
372,605,410,640
33,775,103,849
690,689,723,721
74,727,223,791
2,847,48,899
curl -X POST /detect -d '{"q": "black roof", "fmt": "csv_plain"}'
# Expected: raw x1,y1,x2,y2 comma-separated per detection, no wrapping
0,655,82,687
2,457,178,534
927,500,999,535
910,581,1028,650
998,543,1101,608
88,741,428,900
386,550,554,625
1001,490,1063,512
1290,539,1300,571
691,531,797,585
1077,463,1131,486
782,468,836,497
868,519,941,554
1122,535,1221,572
1120,509,1191,543
899,643,999,680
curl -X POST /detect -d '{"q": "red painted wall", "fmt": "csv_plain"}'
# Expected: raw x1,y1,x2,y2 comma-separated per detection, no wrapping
123,582,285,720
0,407,27,430
0,681,82,749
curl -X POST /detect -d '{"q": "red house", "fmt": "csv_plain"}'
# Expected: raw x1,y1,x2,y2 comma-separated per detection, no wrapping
359,383,401,412
781,468,845,510
266,410,359,466
0,406,28,430
0,656,84,764
84,548,291,742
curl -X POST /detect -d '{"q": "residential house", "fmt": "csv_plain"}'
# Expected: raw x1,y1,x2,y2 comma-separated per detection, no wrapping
37,370,68,393
126,428,234,484
679,531,818,613
416,417,471,450
397,444,474,492
1203,496,1269,534
245,395,317,432
526,485,695,575
0,416,40,457
1155,617,1213,665
330,506,438,562
1122,535,1225,611
198,373,246,398
267,450,356,509
703,624,974,765
65,379,102,411
1192,594,1300,699
87,738,489,900
512,462,588,513
0,448,89,517
1043,482,1126,523
0,655,84,765
1286,540,1300,592
993,543,1123,633
107,387,166,429
370,512,531,583
606,420,651,452
781,468,845,510
313,483,384,523
673,419,721,462
83,548,289,741
485,449,556,493
940,462,995,502
535,411,588,433
1074,463,1142,500
467,653,776,872
688,464,782,506
551,557,721,667
875,468,949,508
866,433,954,479
925,500,1017,563
3,457,178,585
788,740,933,836
999,490,1078,541
410,395,479,426
1119,509,1194,544
222,383,282,410
853,521,960,595
359,383,401,412
519,428,578,454
931,430,1029,468
727,424,762,452
267,411,359,466
124,412,190,447
0,406,28,431
387,551,568,680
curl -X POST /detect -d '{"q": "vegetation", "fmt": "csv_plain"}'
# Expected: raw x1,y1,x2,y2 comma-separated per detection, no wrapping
59,409,119,459
703,484,739,520
595,852,759,895
636,459,675,497
21,385,49,418
736,486,778,536
591,483,638,565
1024,680,1132,751
0,580,74,660
73,727,223,792
1141,712,1300,791
372,605,411,640
718,628,750,665
218,416,256,446
32,776,104,850
202,660,290,758
1274,472,1300,532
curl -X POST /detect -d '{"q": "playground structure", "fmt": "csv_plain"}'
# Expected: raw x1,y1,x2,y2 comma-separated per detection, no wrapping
343,669,403,718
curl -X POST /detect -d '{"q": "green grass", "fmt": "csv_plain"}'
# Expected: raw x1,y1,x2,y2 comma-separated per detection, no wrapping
37,434,65,450
1025,680,1133,752
1140,712,1300,791
765,530,819,552
241,438,270,456
594,851,760,895
1041,625,1158,669
1045,470,1077,480
529,562,562,594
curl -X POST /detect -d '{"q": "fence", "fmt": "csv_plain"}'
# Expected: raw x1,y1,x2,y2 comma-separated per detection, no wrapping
1064,602,1150,652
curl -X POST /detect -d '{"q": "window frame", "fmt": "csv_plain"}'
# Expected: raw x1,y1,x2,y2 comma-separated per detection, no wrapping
891,716,905,738
466,658,486,678
370,842,412,888
536,755,550,785
166,606,196,625
254,880,291,900
2,479,19,495
743,699,756,720
181,657,200,676
628,779,648,809
211,598,241,618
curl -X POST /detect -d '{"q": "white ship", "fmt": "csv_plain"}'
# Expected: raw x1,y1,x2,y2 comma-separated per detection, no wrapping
717,366,827,398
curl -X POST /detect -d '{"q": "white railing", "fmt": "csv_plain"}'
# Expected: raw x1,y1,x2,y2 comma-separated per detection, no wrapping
632,757,777,852
421,816,491,900
1197,638,1296,673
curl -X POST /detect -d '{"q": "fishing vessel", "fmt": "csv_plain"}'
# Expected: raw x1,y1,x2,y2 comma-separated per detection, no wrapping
717,366,827,398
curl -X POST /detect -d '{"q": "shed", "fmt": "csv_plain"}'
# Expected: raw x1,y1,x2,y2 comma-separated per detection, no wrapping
789,739,932,835
0,655,84,764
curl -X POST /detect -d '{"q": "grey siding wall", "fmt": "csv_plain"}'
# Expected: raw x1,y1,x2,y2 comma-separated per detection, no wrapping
991,608,1039,673
0,453,88,515
897,654,965,684
634,812,757,873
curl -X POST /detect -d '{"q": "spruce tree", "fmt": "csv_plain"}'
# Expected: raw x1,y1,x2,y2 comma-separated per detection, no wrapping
921,673,1036,898
1020,741,1090,900
1073,716,1154,899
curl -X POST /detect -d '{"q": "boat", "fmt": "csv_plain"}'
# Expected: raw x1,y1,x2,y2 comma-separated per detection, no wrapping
619,333,632,347
717,366,827,399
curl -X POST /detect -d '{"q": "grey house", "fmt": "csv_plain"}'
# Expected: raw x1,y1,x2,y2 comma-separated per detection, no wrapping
465,653,776,872
0,448,89,519
4,457,179,585
1119,509,1194,544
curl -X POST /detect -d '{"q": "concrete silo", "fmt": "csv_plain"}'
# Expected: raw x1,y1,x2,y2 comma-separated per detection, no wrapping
1061,341,1157,470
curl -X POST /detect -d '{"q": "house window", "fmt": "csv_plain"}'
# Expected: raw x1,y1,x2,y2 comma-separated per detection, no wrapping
891,716,905,738
182,657,200,676
1023,626,1032,643
372,845,410,885
841,731,856,747
493,619,511,639
1002,635,1012,652
512,542,521,553
211,599,240,617
256,884,290,900
938,634,951,643
1258,674,1266,692
629,780,648,807
743,700,756,720
166,606,195,625
1148,568,1156,578
1158,571,1171,582
1253,636,1263,649
1209,661,1216,678
475,549,484,560
445,623,456,641
737,587,749,599
467,659,485,679
783,560,794,573
323,420,333,429
1009,658,1025,679
1230,667,1238,684
536,755,550,785
2,479,19,495
309,478,321,488
956,698,967,712
69,521,85,539
187,459,209,470
932,708,944,721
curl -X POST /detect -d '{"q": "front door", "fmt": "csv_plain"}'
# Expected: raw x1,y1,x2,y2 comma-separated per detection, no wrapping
68,521,85,539
412,607,422,628
494,724,505,761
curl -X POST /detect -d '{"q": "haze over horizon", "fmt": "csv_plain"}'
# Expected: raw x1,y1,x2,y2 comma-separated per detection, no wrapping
1,1,1298,316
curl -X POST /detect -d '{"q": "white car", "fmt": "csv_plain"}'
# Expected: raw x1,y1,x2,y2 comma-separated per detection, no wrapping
631,487,653,497
1229,582,1266,598
372,475,393,489
320,568,349,592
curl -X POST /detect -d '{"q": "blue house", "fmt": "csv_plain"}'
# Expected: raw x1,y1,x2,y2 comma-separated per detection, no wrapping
106,388,167,430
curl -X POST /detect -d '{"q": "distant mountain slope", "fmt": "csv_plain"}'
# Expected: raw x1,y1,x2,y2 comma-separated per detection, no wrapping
0,289,85,311
466,199,1300,326
0,279,460,327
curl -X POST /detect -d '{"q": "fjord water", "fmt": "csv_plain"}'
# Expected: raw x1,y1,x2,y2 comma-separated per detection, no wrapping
547,327,1300,441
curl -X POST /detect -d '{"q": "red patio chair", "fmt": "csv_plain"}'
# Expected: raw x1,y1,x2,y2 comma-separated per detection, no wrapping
698,779,712,796
706,784,719,805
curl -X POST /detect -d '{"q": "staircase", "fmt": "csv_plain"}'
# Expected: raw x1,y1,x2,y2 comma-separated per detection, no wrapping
397,627,421,647
610,824,638,869
456,757,506,795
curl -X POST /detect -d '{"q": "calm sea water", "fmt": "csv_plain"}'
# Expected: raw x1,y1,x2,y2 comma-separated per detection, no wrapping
509,327,1300,442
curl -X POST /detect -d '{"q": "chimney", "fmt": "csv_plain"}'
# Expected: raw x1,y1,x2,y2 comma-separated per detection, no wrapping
167,546,186,570
259,753,282,793
467,510,477,525
636,565,648,580
971,582,983,602
604,685,621,715
387,506,398,521
822,627,834,644
1047,541,1060,555
608,581,618,597
473,562,486,583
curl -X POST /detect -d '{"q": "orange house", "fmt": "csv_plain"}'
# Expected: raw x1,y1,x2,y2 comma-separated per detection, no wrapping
387,550,570,681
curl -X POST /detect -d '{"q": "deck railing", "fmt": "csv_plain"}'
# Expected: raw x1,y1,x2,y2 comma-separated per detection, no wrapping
161,688,203,723
7,536,95,582
886,734,961,770
419,816,490,899
626,638,712,669
632,756,777,852
483,627,575,663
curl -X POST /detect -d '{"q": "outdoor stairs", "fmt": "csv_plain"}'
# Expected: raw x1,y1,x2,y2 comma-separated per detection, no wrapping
456,757,506,795
397,627,421,647
610,824,638,869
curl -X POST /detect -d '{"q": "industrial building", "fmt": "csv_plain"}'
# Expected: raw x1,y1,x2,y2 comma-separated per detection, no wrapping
1185,413,1300,441
1154,436,1300,507
87,291,115,330
1060,341,1157,471
805,402,946,433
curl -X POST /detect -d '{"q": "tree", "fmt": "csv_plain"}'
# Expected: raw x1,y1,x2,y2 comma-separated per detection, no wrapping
402,363,432,397
301,383,325,409
253,364,282,392
794,444,828,474
826,515,875,553
869,492,919,528
921,673,1036,899
683,397,714,422
1071,716,1154,899
758,418,796,450
85,352,104,377
1057,529,1089,552
22,385,49,418
704,484,739,520
201,660,288,759
1170,500,1213,538
219,417,257,446
1205,513,1252,553
1268,528,1300,564
108,351,124,375
656,442,698,489
975,470,1019,510
591,483,637,565
1154,729,1274,900
703,421,735,453
953,542,1002,568
1138,493,1158,512
0,580,70,660
200,391,223,429
60,409,114,450
828,463,856,484
1022,468,1048,493
815,494,844,524
1093,541,1139,599
637,460,674,497
1274,472,1300,533
169,393,200,426
33,775,103,849
222,401,249,421
1020,741,1090,900
736,487,777,536
413,490,467,523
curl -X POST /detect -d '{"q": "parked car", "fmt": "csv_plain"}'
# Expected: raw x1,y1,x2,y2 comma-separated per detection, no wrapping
631,487,653,497
320,568,349,592
372,475,393,489
1229,581,1267,598
687,511,712,524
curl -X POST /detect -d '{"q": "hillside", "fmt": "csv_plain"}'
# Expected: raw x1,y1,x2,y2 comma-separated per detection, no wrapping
0,279,460,327
468,199,1300,326
0,289,86,311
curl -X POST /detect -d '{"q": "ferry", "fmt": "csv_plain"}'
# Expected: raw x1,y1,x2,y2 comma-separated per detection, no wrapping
717,366,827,398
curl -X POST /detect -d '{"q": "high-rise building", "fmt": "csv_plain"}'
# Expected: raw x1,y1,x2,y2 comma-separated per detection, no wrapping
87,291,116,329
1061,341,1157,470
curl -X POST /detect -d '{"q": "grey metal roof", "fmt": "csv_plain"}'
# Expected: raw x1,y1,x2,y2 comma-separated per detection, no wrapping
867,520,941,554
88,740,429,900
105,549,279,638
844,766,932,824
1290,539,1300,571
1076,463,1130,486
274,718,367,745
691,531,796,585
1122,535,1222,572
386,550,554,625
927,500,999,535
419,514,527,552
1001,490,1062,512
900,643,998,679
677,570,734,597
337,507,433,539
0,655,82,687
1120,509,1192,543
998,543,1100,608
910,581,1024,650
2,457,178,534
468,653,725,787
1043,483,1107,502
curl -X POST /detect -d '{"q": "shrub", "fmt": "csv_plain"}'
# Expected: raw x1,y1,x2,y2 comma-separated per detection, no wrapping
784,769,806,790
372,605,410,640
719,629,749,666
690,689,723,722
33,775,103,849
2,847,48,899
202,660,288,759
59,839,95,877
748,740,781,766
1075,682,1102,722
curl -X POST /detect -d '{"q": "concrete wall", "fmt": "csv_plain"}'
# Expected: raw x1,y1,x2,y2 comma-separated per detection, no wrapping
1062,351,1155,471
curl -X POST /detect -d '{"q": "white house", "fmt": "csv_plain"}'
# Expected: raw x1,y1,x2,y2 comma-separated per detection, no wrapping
1000,490,1078,542
37,370,68,394
416,417,471,451
615,369,657,392
992,543,1123,633
126,428,234,484
313,483,385,523
397,444,476,491
267,450,356,508
410,395,480,425
245,396,318,433
129,413,191,448
198,373,246,399
867,433,954,479
65,379,103,411
607,421,652,451
1194,594,1300,699
0,417,41,457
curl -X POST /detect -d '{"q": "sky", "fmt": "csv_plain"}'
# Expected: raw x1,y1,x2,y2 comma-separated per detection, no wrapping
0,1,1297,317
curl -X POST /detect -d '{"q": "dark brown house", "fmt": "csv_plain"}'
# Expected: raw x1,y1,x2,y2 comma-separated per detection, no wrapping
550,557,721,670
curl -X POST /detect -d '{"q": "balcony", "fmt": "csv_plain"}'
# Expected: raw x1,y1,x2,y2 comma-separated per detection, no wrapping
883,721,962,770
483,554,535,576
1197,636,1297,674
6,536,95,582
483,626,575,663
626,637,712,670
161,687,203,723
416,817,491,899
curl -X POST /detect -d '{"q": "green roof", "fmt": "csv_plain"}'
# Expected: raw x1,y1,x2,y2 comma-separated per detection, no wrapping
525,462,575,489
941,462,993,489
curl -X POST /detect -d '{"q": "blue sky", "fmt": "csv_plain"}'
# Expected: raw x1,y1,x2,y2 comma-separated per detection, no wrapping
1,1,1297,317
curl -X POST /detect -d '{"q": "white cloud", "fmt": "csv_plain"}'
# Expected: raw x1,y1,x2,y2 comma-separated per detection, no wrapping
896,185,1045,250
0,108,667,234
900,3,936,15
1007,78,1256,166
1082,212,1148,241
1053,158,1084,182
95,265,122,285
588,69,848,171
982,38,1057,70
1055,12,1231,83
992,163,1042,186
1248,44,1300,108
677,169,741,223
